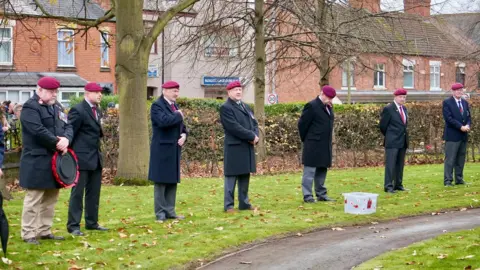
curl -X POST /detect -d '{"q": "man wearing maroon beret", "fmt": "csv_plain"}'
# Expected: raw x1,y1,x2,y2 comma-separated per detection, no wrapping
148,80,188,222
379,89,409,193
298,85,336,203
20,76,73,244
67,82,108,236
442,83,471,186
220,81,258,212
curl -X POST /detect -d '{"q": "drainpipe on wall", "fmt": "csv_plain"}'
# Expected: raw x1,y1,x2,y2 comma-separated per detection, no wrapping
161,30,165,85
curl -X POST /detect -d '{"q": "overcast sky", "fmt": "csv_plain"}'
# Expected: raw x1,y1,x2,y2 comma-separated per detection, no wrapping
381,0,480,14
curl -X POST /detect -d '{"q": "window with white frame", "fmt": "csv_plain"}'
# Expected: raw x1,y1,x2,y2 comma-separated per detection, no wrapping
373,64,385,88
455,63,465,86
100,32,109,68
204,33,239,57
0,27,13,65
59,91,83,106
430,61,441,90
57,29,75,67
403,59,415,89
342,60,355,88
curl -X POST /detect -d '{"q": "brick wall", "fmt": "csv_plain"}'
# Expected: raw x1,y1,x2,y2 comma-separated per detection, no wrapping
6,17,116,88
275,53,480,103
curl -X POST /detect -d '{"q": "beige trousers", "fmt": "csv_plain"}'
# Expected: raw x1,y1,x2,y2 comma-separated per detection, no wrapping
21,189,60,239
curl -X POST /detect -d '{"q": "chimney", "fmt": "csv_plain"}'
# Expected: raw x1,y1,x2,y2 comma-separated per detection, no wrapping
404,0,431,17
349,0,381,13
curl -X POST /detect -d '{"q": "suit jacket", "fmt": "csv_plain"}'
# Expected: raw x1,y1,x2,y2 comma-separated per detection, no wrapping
220,98,258,176
298,97,334,168
148,96,187,184
379,102,409,149
68,100,104,171
443,96,471,142
19,94,73,189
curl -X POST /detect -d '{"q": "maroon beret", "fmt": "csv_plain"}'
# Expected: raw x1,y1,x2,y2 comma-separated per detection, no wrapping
394,88,407,96
162,81,179,89
84,82,103,92
321,85,336,98
38,76,60,90
226,81,242,90
451,83,464,91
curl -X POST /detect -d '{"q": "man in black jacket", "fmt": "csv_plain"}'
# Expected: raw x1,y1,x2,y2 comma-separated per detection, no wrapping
20,76,73,245
379,89,409,193
298,85,336,203
220,81,259,213
67,82,108,235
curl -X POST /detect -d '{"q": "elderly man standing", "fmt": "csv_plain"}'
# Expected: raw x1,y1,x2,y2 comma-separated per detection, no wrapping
443,83,471,186
379,89,409,193
298,85,336,203
67,82,108,236
148,81,187,223
20,76,73,245
220,81,258,213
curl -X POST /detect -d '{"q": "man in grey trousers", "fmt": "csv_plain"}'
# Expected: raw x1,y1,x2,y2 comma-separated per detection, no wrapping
379,89,409,193
220,81,258,213
442,83,471,186
298,85,336,203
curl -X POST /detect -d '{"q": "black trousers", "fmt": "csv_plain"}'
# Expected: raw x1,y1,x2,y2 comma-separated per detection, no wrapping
384,147,406,191
67,168,102,231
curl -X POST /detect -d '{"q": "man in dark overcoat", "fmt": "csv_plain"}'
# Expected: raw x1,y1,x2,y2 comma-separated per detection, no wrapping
379,89,409,193
67,82,108,236
148,81,187,222
443,83,471,186
298,85,336,203
20,76,73,244
220,81,259,213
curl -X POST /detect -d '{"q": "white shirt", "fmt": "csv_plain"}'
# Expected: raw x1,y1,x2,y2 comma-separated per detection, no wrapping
85,98,98,120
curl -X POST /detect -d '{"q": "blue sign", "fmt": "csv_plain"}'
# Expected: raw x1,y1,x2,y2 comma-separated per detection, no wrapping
202,76,240,86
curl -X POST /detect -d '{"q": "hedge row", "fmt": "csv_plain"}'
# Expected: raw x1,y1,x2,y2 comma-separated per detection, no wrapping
70,96,480,173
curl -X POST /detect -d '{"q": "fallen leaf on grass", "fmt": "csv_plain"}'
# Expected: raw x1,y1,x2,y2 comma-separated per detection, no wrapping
304,218,313,222
2,257,12,265
214,227,224,231
331,227,345,231
437,254,448,259
68,266,83,270
406,261,416,265
119,233,128,238
464,266,471,270
412,250,417,256
458,255,475,260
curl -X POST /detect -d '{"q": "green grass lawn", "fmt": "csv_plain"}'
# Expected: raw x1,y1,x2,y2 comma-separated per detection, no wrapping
2,163,480,269
356,227,480,270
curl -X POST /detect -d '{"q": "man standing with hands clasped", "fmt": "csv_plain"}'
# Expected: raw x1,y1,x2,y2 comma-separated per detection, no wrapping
20,76,73,245
220,81,258,213
67,82,108,236
148,81,187,223
379,89,409,193
443,83,471,186
298,85,336,203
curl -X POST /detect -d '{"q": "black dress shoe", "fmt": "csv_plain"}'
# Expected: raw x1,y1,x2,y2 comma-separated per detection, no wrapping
455,181,466,185
395,187,410,191
86,225,109,231
39,234,65,240
167,215,184,220
24,237,40,245
385,190,397,193
70,230,84,236
304,198,316,203
445,183,454,187
318,197,336,202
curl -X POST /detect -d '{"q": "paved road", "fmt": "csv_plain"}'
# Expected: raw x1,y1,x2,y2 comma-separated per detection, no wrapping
198,208,480,270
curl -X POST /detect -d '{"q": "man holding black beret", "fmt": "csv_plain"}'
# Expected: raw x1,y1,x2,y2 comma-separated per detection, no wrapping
20,76,73,245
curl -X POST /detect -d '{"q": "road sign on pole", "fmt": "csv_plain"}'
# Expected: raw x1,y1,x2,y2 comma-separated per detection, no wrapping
268,93,278,104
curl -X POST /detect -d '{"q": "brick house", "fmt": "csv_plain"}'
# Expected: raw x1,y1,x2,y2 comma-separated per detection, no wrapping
0,0,116,106
272,0,480,104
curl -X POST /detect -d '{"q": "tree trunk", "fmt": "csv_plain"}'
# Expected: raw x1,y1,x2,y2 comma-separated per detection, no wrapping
115,0,150,182
254,0,267,162
317,0,330,87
